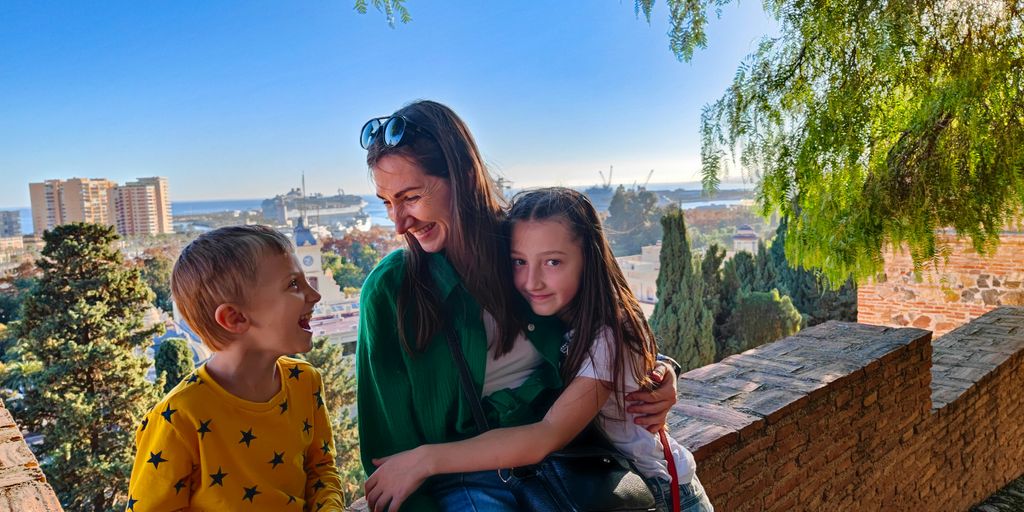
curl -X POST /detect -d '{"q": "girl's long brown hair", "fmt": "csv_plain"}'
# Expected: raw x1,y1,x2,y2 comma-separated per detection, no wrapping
507,187,658,403
366,100,524,356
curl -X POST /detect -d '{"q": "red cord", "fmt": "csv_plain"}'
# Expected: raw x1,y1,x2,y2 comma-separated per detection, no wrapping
651,367,681,512
660,428,681,512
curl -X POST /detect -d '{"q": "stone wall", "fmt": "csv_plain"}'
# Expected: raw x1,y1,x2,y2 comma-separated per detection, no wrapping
0,400,61,511
858,232,1024,337
671,307,1024,511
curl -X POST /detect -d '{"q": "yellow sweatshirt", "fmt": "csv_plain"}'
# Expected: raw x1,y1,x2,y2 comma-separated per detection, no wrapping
127,356,343,511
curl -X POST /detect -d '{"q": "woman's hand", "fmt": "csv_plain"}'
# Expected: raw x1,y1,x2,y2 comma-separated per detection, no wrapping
625,362,678,433
365,446,433,512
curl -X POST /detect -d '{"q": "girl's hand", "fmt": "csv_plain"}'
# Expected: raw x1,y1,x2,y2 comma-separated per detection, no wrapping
364,446,433,512
625,363,678,433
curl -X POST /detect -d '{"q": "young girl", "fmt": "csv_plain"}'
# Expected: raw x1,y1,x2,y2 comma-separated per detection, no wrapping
364,187,713,512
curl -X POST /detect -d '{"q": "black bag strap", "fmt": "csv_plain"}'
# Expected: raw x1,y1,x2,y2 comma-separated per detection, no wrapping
445,323,490,433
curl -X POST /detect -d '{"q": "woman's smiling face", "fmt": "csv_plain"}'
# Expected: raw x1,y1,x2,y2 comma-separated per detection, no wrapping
373,154,453,253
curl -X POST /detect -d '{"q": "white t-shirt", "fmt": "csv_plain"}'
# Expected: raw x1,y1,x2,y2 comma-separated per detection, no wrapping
481,310,543,397
577,327,696,483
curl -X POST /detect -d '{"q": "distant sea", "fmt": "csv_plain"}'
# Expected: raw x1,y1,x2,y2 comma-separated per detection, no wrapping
3,182,753,235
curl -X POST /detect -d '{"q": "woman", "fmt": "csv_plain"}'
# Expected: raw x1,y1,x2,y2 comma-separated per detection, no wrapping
356,100,678,511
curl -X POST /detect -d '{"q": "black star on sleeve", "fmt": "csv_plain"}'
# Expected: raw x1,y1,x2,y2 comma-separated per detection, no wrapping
160,403,177,423
269,451,285,469
147,451,168,470
242,485,261,502
197,419,212,439
209,466,228,487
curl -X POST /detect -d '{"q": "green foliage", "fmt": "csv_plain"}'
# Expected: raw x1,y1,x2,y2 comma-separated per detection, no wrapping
721,289,803,358
638,0,1024,283
353,0,411,27
154,338,195,393
2,223,161,512
605,185,664,256
768,219,858,326
299,337,363,506
700,244,726,320
323,251,367,289
0,274,37,324
650,207,715,371
139,254,174,313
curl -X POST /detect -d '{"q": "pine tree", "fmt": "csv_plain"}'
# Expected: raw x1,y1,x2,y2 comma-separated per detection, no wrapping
139,253,174,313
300,337,363,506
700,244,726,335
1,223,161,512
753,241,776,292
154,338,195,393
650,207,715,371
604,185,663,256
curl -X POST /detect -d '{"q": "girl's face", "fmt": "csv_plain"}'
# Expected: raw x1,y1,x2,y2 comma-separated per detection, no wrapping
373,154,453,253
510,219,584,322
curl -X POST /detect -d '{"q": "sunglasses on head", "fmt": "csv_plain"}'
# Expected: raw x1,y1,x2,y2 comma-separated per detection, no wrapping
359,115,429,150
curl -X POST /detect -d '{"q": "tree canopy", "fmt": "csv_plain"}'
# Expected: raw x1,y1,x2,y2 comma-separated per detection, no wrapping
636,0,1023,283
2,223,161,511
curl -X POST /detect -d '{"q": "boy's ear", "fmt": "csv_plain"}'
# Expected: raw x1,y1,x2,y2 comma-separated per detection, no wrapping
214,303,249,334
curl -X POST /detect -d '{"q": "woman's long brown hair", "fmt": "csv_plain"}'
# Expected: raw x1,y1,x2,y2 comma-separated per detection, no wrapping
507,187,658,405
366,100,524,356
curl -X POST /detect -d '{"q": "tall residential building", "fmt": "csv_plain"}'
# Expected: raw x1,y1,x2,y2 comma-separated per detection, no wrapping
29,178,116,235
111,177,173,236
0,211,20,237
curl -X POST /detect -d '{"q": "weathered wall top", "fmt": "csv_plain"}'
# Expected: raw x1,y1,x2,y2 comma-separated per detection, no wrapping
0,400,62,511
670,320,930,459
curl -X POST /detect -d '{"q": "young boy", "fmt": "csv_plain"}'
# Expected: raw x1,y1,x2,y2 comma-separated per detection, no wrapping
127,225,343,511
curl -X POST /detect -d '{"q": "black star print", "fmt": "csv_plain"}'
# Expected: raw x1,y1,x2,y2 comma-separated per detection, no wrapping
140,418,149,431
269,451,285,468
239,428,257,447
209,466,227,487
174,478,187,494
320,439,330,456
313,389,324,409
186,373,200,384
302,419,312,434
242,485,261,502
127,495,138,511
288,365,303,379
287,495,296,504
147,451,167,470
279,399,288,414
161,403,177,423
313,479,325,491
197,419,212,439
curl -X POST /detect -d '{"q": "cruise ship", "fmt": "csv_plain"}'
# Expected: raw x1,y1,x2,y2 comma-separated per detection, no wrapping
262,188,370,232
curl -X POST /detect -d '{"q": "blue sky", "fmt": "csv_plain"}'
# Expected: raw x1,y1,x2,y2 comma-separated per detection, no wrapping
0,1,776,206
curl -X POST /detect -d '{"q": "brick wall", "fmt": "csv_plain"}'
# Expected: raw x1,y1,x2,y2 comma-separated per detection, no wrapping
0,400,61,511
673,307,1024,511
858,233,1024,337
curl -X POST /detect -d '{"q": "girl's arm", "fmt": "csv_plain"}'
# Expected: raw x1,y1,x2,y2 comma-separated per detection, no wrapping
364,375,612,512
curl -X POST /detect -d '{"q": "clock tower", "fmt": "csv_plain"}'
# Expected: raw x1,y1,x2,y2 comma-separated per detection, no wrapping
292,217,345,306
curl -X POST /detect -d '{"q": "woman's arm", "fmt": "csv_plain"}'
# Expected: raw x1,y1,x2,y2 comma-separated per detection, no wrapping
364,375,612,512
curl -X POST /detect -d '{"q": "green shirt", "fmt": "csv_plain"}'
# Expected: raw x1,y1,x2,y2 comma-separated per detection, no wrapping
356,249,565,511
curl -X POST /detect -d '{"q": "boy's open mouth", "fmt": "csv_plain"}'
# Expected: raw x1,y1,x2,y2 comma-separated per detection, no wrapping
298,311,313,332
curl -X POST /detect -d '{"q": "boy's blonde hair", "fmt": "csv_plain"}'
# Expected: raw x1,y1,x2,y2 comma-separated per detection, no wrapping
171,225,293,351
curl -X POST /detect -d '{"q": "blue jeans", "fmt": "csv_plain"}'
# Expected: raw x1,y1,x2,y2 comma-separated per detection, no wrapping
644,474,714,512
427,470,519,511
